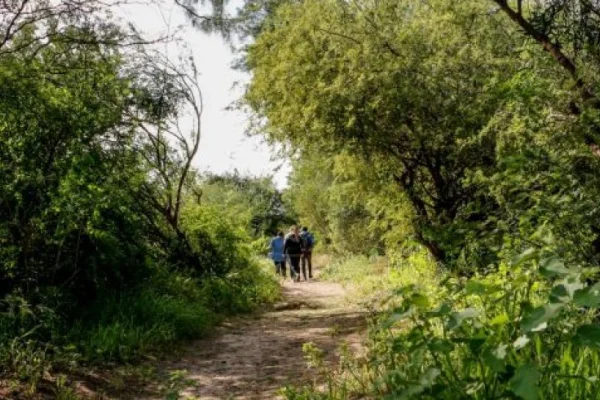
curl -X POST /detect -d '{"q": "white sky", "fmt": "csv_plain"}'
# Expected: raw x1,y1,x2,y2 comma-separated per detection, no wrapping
116,1,290,189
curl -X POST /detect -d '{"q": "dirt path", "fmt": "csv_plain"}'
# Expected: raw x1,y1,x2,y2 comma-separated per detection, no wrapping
147,274,366,399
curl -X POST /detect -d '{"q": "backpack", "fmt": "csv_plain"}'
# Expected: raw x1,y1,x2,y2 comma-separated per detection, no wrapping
302,232,314,249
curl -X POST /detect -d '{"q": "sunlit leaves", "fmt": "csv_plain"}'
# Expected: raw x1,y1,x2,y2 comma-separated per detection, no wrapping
573,284,600,307
521,303,563,332
540,256,570,277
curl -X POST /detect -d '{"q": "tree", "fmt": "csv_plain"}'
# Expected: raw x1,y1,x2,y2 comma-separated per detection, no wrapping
489,0,600,109
243,0,600,268
199,172,293,238
125,50,211,271
0,26,150,301
244,0,523,264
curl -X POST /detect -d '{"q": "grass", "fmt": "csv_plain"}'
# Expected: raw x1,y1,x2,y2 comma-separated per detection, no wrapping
0,257,281,396
71,257,281,362
320,251,441,306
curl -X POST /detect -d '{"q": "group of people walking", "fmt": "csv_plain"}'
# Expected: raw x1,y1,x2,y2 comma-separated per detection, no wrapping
270,225,314,282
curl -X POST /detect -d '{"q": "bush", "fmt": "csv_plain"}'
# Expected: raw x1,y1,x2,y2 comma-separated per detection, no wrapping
287,244,600,399
71,286,216,362
70,258,280,362
200,258,281,314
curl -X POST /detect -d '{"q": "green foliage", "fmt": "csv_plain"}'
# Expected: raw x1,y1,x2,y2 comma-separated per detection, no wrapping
0,8,282,393
321,252,439,303
285,151,411,256
288,244,600,399
199,172,294,239
244,0,600,271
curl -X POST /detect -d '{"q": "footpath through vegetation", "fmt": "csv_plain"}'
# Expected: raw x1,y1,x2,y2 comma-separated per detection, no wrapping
7,0,600,398
141,268,366,400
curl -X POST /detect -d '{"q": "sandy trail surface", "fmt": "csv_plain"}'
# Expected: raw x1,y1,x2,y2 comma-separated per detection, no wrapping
144,274,366,399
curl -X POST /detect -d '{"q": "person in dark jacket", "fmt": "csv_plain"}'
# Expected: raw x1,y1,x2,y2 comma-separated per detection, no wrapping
284,225,304,282
300,227,315,281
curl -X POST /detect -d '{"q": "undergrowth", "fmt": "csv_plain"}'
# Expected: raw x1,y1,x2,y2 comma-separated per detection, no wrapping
289,242,600,399
321,251,440,306
0,258,280,395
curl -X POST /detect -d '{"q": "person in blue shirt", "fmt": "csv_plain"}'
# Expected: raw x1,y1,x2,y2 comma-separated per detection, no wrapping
270,231,286,277
300,226,315,281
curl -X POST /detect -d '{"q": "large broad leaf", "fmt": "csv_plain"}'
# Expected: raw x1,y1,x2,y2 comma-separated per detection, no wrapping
556,275,585,298
482,344,507,373
399,368,441,400
520,303,563,332
446,308,480,331
419,368,441,387
512,248,538,267
574,324,600,349
509,364,540,400
574,283,600,307
425,303,452,318
410,293,430,309
550,284,570,304
539,256,570,278
430,338,454,352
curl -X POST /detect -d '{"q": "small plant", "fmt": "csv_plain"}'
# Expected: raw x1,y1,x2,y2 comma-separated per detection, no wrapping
164,369,195,400
53,374,78,400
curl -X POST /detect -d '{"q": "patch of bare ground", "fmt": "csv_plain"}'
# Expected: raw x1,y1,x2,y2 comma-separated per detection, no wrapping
116,259,364,400
140,275,366,400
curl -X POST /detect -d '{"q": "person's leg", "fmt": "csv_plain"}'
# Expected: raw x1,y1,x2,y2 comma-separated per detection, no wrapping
307,251,313,279
301,254,308,281
292,257,301,282
288,256,294,280
281,260,287,278
274,260,280,275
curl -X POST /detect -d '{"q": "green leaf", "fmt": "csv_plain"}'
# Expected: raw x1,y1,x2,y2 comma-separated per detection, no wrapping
574,283,600,307
557,276,584,298
384,308,414,328
466,280,500,295
509,364,540,400
446,308,480,331
430,338,454,352
574,324,600,349
426,303,452,317
419,368,441,387
393,285,416,296
520,303,563,332
550,284,570,303
398,368,440,399
411,293,430,309
490,313,509,326
539,256,570,278
512,248,538,266
482,344,507,373
467,337,486,353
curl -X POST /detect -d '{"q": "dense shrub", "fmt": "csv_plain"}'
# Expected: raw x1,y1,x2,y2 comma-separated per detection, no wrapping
287,239,600,399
